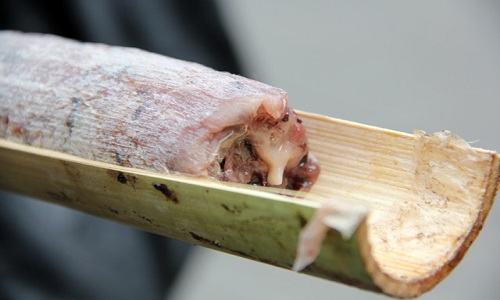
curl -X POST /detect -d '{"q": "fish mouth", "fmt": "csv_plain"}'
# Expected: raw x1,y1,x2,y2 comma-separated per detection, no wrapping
209,107,320,191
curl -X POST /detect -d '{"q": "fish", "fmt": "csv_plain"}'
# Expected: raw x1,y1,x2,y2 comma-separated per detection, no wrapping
0,31,319,190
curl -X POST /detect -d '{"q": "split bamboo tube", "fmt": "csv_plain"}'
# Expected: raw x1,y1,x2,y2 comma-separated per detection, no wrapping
0,111,498,298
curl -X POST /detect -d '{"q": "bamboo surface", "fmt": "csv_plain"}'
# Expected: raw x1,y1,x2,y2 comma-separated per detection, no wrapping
0,111,498,298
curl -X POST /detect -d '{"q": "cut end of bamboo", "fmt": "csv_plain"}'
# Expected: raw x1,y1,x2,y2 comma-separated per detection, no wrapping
301,112,500,298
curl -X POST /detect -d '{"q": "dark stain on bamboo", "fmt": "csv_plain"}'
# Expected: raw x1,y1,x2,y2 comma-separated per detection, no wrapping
221,204,241,214
296,212,308,227
131,210,161,227
107,170,137,190
107,207,119,214
190,232,220,246
47,191,71,203
47,191,83,205
117,172,127,184
152,183,179,203
189,231,284,267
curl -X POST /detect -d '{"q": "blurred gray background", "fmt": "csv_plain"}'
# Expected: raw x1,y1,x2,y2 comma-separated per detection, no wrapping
168,1,500,299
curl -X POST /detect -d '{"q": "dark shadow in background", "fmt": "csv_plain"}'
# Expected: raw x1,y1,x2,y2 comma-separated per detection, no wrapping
0,0,243,73
0,1,244,299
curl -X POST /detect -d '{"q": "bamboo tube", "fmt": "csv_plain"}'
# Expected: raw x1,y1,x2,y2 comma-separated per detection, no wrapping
1,111,498,298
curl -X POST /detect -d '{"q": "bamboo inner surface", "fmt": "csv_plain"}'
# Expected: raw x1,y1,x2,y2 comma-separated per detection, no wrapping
300,111,499,284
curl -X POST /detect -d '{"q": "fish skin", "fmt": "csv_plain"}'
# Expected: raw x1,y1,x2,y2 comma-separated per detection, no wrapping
0,31,318,189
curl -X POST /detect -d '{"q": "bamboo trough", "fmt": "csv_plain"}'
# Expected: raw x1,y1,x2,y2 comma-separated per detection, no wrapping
0,111,498,298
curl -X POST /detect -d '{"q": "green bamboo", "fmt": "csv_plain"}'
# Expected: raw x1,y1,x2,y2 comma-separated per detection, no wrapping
1,110,498,298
